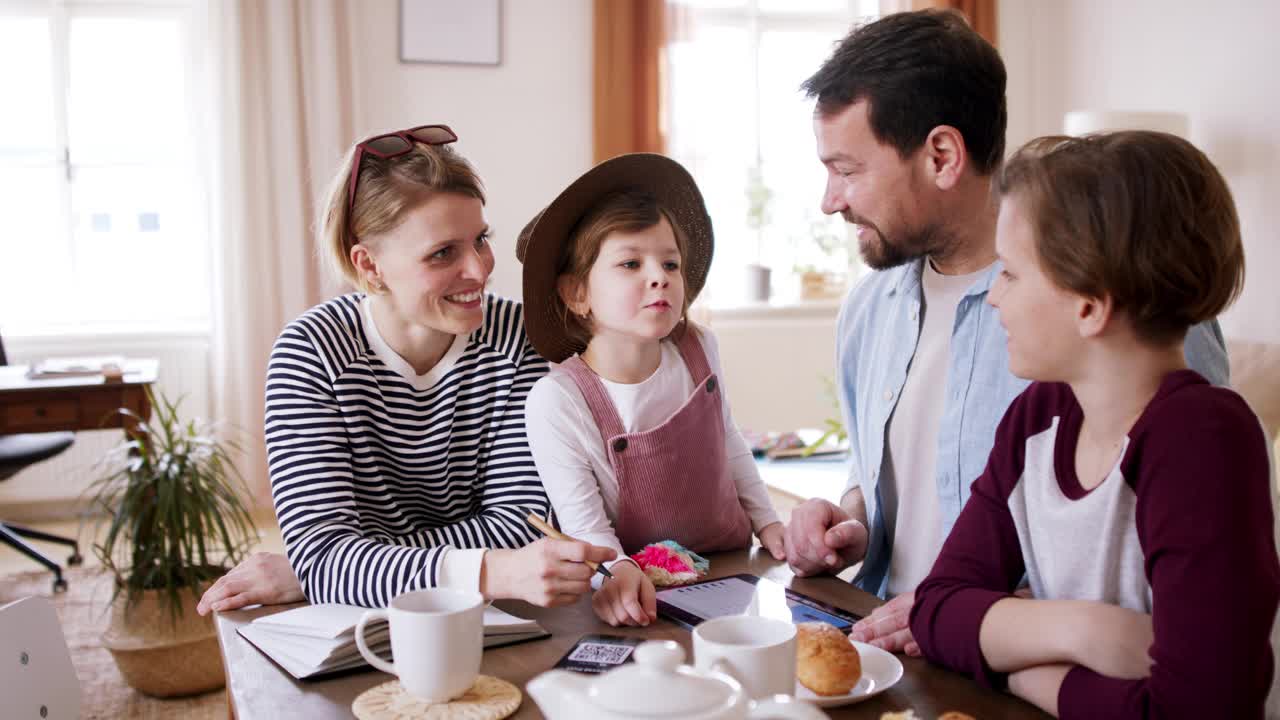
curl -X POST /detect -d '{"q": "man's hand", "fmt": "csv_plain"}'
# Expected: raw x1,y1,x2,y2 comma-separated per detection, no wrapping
757,522,787,560
481,539,617,607
783,498,868,577
591,561,657,627
197,552,304,615
850,591,920,656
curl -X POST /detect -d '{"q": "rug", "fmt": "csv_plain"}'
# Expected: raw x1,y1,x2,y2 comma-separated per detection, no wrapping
0,566,225,720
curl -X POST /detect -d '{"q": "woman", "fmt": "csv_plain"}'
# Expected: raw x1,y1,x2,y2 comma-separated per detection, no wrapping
197,124,614,613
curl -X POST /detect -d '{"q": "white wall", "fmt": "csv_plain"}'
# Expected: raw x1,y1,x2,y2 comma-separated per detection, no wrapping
348,0,594,299
709,304,841,434
1002,0,1280,343
346,0,840,434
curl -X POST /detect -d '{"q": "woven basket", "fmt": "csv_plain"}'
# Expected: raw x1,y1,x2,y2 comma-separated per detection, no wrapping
100,584,225,698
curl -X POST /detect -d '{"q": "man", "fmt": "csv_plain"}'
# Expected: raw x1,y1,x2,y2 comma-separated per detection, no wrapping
782,9,1228,656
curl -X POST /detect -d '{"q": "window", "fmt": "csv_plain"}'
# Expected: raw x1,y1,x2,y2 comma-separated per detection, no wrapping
666,0,877,307
0,0,209,334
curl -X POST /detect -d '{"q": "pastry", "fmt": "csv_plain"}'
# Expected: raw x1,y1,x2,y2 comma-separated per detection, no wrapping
795,621,862,695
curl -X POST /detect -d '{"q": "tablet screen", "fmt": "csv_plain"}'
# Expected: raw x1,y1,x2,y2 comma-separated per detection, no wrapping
655,574,861,631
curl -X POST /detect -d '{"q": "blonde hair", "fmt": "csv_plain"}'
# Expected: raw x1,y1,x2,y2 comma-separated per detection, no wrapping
555,190,692,348
318,139,485,292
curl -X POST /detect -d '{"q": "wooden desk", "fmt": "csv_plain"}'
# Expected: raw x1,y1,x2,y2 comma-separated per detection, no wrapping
215,550,1049,720
0,361,159,435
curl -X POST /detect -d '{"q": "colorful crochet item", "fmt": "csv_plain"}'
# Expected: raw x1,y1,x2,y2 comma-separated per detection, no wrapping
629,540,710,587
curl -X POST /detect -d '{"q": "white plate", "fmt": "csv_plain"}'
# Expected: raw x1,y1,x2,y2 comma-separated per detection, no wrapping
794,641,904,708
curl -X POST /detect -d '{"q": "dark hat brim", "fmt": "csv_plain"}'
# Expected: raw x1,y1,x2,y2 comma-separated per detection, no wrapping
516,153,713,364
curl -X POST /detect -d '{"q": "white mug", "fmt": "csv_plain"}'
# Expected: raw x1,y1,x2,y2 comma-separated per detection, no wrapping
355,588,484,703
693,616,797,700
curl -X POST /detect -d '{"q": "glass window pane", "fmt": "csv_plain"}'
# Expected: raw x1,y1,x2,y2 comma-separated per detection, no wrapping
69,165,208,326
68,17,188,166
758,0,848,14
667,25,754,305
758,28,853,281
0,16,57,161
0,167,74,329
671,0,747,10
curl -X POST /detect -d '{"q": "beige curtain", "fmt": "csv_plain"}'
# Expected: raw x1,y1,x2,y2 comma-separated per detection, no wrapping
207,0,356,506
880,0,998,47
593,0,667,162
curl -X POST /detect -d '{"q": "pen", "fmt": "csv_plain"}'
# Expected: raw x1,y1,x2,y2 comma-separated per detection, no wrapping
525,513,615,580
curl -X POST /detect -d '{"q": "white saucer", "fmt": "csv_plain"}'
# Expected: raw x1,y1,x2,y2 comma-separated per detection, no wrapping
794,641,904,708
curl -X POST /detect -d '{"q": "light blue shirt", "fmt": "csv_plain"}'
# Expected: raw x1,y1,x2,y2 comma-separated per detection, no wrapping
836,259,1229,597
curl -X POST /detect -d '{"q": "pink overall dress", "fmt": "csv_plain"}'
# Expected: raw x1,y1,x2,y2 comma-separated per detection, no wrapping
558,328,753,555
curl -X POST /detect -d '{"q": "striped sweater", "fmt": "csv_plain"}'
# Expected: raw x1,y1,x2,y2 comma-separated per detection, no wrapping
265,293,551,607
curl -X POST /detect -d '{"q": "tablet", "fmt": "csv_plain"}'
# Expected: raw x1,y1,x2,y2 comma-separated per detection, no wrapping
655,574,862,631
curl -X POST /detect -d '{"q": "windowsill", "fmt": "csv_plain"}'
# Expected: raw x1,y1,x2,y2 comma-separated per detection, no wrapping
706,297,843,322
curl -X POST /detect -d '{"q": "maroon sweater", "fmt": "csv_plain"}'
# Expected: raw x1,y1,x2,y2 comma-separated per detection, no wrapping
910,370,1278,718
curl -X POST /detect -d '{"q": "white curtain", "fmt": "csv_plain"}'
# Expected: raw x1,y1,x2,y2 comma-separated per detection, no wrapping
205,0,357,505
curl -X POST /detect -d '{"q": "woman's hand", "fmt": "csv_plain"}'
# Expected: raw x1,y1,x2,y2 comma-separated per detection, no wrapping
757,522,787,561
480,538,617,607
592,561,657,627
196,552,304,615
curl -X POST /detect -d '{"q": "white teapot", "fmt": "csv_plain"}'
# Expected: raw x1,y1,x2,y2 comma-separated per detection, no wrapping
526,640,828,720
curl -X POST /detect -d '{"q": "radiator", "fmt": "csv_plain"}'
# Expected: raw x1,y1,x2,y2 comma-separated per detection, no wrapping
2,331,212,521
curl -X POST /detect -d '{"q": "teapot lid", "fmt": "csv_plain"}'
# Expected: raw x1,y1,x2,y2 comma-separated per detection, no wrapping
588,641,740,717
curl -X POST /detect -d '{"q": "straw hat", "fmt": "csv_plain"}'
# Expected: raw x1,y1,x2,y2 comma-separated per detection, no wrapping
515,153,714,363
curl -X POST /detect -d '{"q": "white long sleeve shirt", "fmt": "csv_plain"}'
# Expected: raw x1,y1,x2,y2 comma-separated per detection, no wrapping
525,327,780,569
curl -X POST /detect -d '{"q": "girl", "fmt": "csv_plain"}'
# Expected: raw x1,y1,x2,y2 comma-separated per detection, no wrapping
517,153,786,627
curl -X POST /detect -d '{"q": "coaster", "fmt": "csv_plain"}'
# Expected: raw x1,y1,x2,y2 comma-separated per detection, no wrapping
352,675,522,720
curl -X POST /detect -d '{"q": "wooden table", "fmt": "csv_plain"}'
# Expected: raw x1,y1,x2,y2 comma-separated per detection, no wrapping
215,549,1049,719
0,360,159,436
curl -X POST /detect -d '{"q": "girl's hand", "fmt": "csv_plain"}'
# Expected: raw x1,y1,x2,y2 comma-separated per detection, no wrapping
197,552,304,615
481,539,617,607
758,522,787,560
591,561,657,627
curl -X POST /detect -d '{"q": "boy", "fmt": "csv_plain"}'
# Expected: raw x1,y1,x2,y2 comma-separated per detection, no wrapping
910,131,1278,718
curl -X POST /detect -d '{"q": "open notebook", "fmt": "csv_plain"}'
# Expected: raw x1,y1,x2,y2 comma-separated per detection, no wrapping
238,603,549,680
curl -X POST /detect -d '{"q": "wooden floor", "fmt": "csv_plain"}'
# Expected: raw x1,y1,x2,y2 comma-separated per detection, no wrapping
0,509,286,579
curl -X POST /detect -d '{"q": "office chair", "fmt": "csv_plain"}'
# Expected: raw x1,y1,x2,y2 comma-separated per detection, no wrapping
0,334,82,593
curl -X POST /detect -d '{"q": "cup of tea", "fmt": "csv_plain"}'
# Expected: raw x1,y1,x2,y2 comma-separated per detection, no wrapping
355,588,484,703
693,616,797,699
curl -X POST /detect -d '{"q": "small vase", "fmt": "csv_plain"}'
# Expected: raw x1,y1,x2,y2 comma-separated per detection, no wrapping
744,263,772,302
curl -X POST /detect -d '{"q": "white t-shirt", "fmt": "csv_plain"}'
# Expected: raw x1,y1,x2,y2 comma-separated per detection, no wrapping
525,328,780,573
883,260,990,596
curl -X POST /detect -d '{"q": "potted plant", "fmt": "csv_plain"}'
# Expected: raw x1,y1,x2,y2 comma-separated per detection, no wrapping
85,389,257,697
744,163,774,302
795,214,855,301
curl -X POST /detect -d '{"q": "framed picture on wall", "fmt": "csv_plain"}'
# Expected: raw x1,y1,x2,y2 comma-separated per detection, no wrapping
400,0,502,66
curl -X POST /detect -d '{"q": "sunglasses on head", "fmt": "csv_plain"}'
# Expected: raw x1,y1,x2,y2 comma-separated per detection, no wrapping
346,124,458,239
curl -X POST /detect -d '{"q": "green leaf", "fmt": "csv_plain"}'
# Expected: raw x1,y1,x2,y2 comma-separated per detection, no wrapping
81,386,257,625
